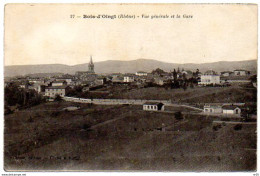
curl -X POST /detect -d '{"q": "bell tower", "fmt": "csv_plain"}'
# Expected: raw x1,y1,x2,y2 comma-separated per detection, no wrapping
88,55,94,73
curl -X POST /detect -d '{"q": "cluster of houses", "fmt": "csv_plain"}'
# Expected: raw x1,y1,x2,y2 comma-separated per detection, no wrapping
5,56,253,99
143,102,165,111
142,101,243,117
203,104,242,116
198,69,251,86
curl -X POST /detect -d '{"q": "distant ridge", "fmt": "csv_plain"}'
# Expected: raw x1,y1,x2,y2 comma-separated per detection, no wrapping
4,59,257,77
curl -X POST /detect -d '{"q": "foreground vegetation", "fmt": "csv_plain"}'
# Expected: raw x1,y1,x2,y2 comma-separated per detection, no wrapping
4,102,256,171
111,84,256,103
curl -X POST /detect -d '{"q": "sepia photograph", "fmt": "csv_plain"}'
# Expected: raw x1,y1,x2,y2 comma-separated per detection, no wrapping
3,3,257,171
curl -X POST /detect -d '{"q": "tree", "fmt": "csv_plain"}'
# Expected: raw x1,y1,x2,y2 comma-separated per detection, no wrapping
151,68,165,75
173,69,177,81
174,111,183,120
54,94,62,102
182,82,187,91
234,124,242,131
5,83,44,108
190,82,194,88
249,75,257,83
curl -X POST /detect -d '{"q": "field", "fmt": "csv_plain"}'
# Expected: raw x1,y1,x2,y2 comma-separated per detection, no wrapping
4,101,256,171
110,84,256,103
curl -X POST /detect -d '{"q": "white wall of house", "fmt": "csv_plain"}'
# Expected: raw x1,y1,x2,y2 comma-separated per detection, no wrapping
124,76,134,82
136,72,148,76
199,75,220,85
143,105,158,111
221,73,231,77
204,107,222,113
56,79,72,85
52,82,64,86
223,108,241,115
154,78,165,85
234,71,247,76
45,88,66,97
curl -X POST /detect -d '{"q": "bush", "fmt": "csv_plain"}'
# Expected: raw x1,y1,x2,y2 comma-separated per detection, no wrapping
51,111,60,117
213,124,222,131
234,124,242,131
4,106,13,115
174,111,183,120
27,116,34,123
82,124,91,130
54,95,62,102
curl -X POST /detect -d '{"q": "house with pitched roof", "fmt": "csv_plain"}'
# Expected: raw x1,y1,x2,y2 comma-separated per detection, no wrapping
203,104,222,113
44,86,69,98
222,105,241,115
199,70,220,86
143,102,165,111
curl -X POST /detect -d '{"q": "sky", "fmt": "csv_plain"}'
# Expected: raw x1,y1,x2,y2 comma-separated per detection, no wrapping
4,4,257,66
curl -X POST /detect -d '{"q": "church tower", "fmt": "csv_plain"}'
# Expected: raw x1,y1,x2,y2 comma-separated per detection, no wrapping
88,55,94,73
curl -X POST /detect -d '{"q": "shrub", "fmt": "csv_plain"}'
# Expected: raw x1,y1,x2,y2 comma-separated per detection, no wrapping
82,124,91,130
213,124,222,131
27,116,34,123
4,106,13,115
174,111,183,120
54,95,62,102
234,124,242,131
217,156,221,161
51,111,60,117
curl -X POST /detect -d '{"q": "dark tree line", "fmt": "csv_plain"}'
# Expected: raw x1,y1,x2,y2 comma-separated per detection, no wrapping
162,68,199,90
5,83,45,111
151,68,166,75
66,85,109,99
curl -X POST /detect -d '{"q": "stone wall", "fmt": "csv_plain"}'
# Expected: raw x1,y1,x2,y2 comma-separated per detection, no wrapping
63,96,171,105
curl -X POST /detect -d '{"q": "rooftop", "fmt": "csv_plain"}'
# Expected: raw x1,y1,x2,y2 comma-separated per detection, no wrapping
204,105,222,109
143,102,164,105
136,71,147,73
204,70,218,75
52,80,66,83
234,69,248,71
222,105,241,110
220,76,250,80
46,86,68,89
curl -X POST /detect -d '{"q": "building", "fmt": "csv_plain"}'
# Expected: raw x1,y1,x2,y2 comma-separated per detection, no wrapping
220,76,251,84
112,76,124,83
154,76,168,86
88,55,94,73
56,74,74,85
234,70,250,76
203,105,222,113
136,71,148,76
124,76,135,83
82,86,90,92
37,85,46,93
220,71,233,77
51,81,67,87
44,86,68,98
222,105,241,115
95,77,107,85
143,102,165,111
76,56,96,80
199,70,220,86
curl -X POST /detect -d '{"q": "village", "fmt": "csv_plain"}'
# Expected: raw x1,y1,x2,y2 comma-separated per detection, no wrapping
3,2,258,173
4,56,257,171
4,56,257,118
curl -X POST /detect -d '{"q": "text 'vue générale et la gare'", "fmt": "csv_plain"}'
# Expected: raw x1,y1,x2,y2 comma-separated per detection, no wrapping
70,14,193,19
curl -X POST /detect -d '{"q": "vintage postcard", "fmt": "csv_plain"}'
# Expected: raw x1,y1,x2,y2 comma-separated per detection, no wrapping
4,3,257,171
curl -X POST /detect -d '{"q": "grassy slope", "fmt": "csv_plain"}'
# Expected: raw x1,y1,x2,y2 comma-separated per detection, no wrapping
4,102,256,171
111,85,256,103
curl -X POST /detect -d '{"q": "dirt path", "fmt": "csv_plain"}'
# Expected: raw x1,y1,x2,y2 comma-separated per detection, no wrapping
89,116,126,129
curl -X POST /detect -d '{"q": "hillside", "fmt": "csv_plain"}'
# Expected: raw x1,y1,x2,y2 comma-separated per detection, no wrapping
4,59,257,77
